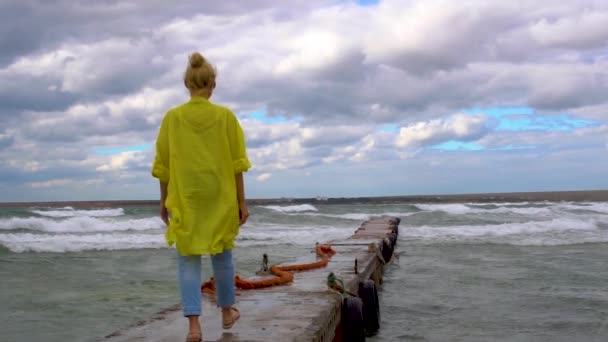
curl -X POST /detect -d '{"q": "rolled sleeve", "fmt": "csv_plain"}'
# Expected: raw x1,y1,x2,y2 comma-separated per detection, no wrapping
151,113,170,182
233,157,251,174
151,154,170,183
228,111,251,174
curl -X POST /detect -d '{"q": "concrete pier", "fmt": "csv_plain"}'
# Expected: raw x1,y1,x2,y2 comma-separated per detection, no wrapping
103,217,400,342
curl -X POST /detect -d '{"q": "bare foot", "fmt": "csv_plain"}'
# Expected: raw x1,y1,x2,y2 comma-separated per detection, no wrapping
186,315,202,342
222,307,240,329
186,331,201,342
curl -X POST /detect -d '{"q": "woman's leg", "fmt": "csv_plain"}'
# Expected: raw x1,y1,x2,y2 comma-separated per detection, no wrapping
178,253,202,338
211,249,235,307
211,249,239,326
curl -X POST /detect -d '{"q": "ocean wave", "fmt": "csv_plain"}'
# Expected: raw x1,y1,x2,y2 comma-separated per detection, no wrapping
405,218,598,238
488,207,553,215
414,203,473,214
402,217,608,246
0,222,355,253
0,216,164,233
237,223,353,246
30,207,125,218
465,202,534,206
555,202,608,214
261,204,318,213
295,211,417,221
0,233,166,253
415,203,555,216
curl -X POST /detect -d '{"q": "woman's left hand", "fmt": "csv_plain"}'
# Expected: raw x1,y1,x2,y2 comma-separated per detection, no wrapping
239,202,249,225
160,204,169,226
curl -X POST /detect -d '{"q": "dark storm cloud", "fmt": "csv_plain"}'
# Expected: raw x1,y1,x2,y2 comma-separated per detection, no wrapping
0,73,79,112
0,164,98,185
0,133,14,150
0,0,330,67
21,107,157,143
527,73,608,111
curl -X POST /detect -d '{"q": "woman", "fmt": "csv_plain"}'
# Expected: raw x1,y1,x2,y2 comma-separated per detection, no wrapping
151,52,250,342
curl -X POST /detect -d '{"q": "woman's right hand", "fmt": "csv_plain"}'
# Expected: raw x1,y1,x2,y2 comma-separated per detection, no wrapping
239,202,249,225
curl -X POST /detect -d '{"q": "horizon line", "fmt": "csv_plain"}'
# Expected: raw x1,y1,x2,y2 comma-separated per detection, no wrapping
1,189,607,206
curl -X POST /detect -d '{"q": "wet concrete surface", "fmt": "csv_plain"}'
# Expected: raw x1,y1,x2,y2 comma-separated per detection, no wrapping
102,218,398,342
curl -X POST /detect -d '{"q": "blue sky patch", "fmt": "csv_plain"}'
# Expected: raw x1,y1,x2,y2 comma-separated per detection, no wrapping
356,0,380,6
492,145,535,151
432,141,484,151
496,114,597,132
464,106,598,132
95,144,150,155
245,108,302,123
466,106,534,117
380,124,398,133
432,141,535,152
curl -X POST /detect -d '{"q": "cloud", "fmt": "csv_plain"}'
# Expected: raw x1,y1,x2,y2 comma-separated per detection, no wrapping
1,0,608,200
363,1,519,73
529,11,608,49
96,151,147,172
0,132,14,149
0,0,329,66
396,114,493,148
256,173,272,181
27,178,102,189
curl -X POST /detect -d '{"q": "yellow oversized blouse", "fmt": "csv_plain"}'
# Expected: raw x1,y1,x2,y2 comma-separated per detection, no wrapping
151,97,251,256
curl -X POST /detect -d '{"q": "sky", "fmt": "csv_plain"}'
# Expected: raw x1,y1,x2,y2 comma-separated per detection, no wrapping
0,0,607,202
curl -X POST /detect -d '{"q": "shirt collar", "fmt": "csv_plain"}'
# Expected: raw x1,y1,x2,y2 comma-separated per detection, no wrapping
188,96,210,104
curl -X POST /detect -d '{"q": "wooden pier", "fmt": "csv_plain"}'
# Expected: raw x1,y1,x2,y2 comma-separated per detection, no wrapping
103,217,400,341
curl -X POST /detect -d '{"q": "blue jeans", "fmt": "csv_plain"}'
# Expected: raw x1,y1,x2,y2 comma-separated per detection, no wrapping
178,249,235,317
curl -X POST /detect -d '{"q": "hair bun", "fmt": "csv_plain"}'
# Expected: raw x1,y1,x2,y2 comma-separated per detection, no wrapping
189,52,205,68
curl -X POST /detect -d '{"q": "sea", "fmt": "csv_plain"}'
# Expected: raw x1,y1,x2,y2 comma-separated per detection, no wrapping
1,199,608,341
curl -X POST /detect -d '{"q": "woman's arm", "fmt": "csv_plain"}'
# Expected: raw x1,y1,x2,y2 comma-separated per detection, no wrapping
235,173,249,225
159,181,169,225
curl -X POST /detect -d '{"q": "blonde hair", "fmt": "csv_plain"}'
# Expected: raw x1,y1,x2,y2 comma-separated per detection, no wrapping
184,52,217,90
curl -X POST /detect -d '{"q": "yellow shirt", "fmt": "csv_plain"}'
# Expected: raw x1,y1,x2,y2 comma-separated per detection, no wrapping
151,97,251,256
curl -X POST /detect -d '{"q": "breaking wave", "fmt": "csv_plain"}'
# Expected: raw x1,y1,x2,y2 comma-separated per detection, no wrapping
413,202,608,216
0,233,165,253
237,223,353,246
261,204,318,213
402,217,608,246
0,216,164,233
30,207,125,218
295,212,417,221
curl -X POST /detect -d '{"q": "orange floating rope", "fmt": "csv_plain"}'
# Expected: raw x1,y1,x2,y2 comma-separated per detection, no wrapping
201,244,336,293
235,264,294,289
276,244,335,271
201,277,215,295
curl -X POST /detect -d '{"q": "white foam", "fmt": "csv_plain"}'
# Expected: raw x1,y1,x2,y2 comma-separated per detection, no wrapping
0,233,166,253
262,204,318,213
405,218,598,238
507,231,608,246
416,203,557,216
415,203,472,214
31,208,125,217
237,223,353,246
555,202,608,214
466,202,533,206
402,217,608,246
296,212,417,221
488,206,553,215
321,213,372,221
0,216,164,233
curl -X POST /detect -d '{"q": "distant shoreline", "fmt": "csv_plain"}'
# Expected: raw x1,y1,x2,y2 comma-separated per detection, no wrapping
1,190,607,208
